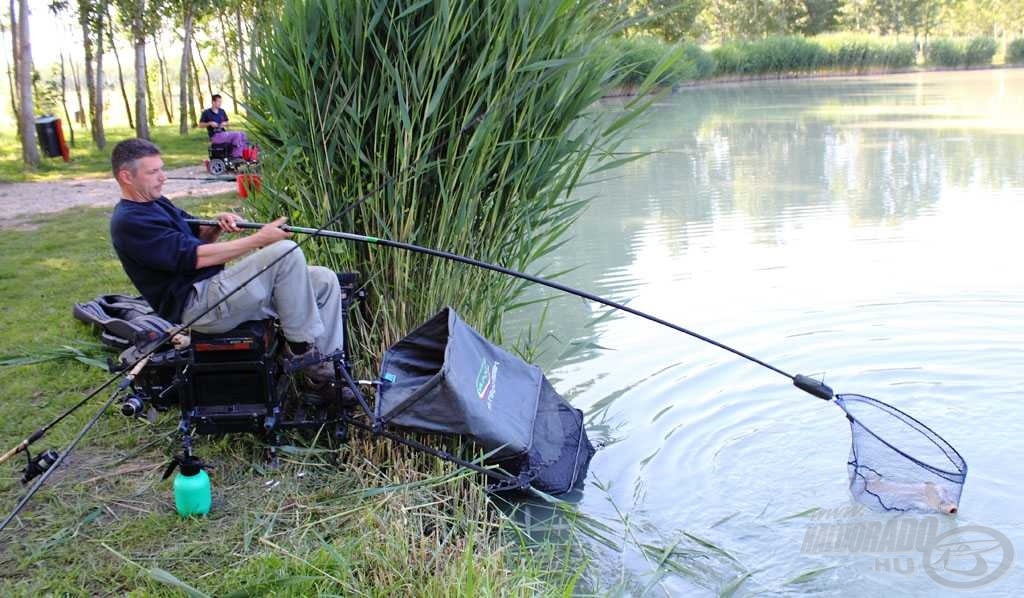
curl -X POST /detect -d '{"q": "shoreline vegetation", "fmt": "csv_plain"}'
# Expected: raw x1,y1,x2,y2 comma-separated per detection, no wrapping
601,33,1022,97
603,62,1022,97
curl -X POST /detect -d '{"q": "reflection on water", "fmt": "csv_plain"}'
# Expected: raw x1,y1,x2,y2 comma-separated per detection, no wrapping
504,70,1024,596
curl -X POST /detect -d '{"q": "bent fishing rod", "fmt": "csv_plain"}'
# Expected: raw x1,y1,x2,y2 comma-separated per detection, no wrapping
187,219,835,402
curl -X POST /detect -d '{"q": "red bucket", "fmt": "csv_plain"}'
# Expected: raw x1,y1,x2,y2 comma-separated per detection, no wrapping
236,174,262,198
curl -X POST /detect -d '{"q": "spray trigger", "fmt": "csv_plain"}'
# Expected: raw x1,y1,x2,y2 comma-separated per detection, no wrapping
162,454,207,479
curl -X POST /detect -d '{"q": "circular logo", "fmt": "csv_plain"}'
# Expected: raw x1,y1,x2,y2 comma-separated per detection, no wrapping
922,525,1015,590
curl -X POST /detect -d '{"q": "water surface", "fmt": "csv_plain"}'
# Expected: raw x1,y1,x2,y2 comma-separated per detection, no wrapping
507,69,1024,596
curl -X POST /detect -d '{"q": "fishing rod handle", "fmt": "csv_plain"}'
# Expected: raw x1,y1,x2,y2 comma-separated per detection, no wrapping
0,440,28,467
189,218,267,231
0,429,45,466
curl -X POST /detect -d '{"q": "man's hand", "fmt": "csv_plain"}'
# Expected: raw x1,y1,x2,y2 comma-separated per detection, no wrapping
197,212,242,243
216,212,243,233
195,217,293,269
252,217,292,247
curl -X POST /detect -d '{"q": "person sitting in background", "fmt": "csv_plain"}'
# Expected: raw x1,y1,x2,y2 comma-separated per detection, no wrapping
199,94,249,159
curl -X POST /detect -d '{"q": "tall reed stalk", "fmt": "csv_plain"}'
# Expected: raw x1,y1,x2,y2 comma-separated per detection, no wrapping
245,0,657,362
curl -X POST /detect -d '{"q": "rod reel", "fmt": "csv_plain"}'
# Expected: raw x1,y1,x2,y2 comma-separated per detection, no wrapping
21,448,60,485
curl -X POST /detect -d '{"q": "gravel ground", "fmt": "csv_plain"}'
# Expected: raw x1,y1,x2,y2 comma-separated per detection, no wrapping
0,165,237,229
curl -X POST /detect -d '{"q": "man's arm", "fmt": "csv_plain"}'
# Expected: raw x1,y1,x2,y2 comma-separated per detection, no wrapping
195,217,292,268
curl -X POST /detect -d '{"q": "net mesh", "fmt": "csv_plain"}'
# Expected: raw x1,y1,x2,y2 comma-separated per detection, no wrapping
835,394,966,514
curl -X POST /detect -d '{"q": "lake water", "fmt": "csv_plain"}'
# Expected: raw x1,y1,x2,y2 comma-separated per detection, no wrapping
506,69,1024,596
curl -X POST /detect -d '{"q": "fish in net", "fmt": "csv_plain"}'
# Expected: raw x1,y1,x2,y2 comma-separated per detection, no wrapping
836,394,966,514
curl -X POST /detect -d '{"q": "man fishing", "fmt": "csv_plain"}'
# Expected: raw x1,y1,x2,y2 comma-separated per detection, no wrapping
108,138,342,385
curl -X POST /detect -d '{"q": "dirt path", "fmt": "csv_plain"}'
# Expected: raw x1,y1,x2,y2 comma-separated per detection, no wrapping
0,165,237,229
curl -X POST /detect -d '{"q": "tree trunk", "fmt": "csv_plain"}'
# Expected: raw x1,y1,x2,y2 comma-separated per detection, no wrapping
6,0,17,124
132,0,149,139
235,10,246,102
107,12,134,131
70,57,85,126
8,0,20,144
145,63,155,127
16,0,39,167
60,51,75,146
189,55,200,126
194,39,213,97
6,64,17,127
80,1,96,141
246,18,255,117
94,6,106,149
152,30,172,124
218,10,237,111
178,1,193,135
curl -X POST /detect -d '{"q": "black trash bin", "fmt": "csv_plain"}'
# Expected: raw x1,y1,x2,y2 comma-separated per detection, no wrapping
35,116,62,158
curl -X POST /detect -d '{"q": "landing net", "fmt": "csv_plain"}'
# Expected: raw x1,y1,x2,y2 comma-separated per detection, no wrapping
835,394,966,514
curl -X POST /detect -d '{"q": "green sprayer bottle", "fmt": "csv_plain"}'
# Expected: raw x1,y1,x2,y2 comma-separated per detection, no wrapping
163,454,211,517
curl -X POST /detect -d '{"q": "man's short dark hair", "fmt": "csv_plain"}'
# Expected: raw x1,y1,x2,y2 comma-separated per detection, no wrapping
111,138,161,178
212,94,222,101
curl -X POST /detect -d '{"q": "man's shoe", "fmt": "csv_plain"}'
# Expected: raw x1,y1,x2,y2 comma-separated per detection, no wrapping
283,345,336,388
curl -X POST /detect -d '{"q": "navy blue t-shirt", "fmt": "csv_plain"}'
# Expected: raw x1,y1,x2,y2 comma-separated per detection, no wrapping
200,107,228,138
110,197,222,321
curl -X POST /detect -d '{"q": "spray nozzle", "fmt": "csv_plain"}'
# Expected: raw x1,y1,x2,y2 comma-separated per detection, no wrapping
162,454,208,479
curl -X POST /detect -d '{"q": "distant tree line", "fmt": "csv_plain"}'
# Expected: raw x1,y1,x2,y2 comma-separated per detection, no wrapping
1,0,278,169
601,0,1024,42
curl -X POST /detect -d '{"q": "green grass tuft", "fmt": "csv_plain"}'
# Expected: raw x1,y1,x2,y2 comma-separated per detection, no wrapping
926,37,998,68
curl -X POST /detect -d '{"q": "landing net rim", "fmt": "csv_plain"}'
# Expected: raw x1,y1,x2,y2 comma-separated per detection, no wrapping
834,393,967,483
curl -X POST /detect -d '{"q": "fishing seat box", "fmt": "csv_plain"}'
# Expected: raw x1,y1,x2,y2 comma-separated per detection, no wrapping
184,320,280,434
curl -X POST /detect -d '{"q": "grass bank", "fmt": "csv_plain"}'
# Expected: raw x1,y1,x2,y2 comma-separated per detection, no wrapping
0,197,578,595
0,125,213,183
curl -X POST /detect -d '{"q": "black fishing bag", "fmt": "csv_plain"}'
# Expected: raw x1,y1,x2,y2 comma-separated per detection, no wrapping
376,308,594,494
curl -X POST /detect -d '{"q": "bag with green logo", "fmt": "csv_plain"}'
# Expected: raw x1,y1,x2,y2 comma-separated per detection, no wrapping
376,308,594,494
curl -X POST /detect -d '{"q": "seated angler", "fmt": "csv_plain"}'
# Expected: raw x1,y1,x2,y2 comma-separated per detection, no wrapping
108,138,341,385
199,94,250,158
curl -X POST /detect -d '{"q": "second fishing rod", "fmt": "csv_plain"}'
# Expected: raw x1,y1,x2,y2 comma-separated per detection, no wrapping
186,218,835,402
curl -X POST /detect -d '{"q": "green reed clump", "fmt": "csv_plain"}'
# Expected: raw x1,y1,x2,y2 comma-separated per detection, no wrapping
682,40,717,79
711,36,825,76
242,3,648,586
245,0,656,359
814,33,916,71
926,37,997,67
965,37,999,65
709,41,751,75
600,36,713,87
711,34,914,77
1008,39,1024,64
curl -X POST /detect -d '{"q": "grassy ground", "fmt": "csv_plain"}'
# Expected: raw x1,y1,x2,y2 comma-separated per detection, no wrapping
0,125,213,183
0,196,578,596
